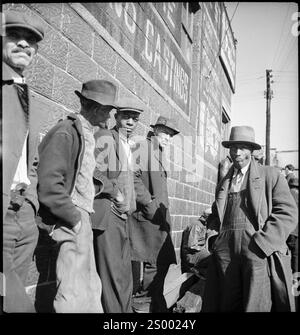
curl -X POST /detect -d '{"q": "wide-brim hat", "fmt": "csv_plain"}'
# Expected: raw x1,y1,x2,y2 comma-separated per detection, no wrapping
222,126,261,150
75,80,118,107
3,10,44,42
150,116,179,136
115,97,144,114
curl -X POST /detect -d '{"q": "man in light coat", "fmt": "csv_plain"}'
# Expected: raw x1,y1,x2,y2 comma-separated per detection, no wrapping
203,126,297,312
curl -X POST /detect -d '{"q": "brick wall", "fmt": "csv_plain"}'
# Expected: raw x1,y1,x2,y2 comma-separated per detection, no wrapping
3,3,234,307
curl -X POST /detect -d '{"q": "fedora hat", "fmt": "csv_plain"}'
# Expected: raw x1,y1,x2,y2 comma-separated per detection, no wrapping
116,97,144,114
3,10,44,42
75,80,118,107
222,126,261,150
150,115,180,136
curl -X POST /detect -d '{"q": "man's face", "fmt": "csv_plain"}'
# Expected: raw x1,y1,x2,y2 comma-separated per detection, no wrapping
115,111,140,137
229,144,253,169
154,126,173,149
285,167,291,176
88,103,113,127
3,28,38,73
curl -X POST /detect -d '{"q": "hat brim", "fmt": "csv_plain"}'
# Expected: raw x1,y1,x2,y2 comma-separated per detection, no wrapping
116,107,143,114
5,23,44,42
150,124,179,136
74,90,117,108
222,140,261,150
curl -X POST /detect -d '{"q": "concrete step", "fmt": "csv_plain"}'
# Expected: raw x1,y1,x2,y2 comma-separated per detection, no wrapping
132,264,196,313
26,263,195,313
164,264,195,309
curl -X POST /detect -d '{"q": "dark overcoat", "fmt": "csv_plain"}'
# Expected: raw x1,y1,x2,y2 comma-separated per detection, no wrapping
129,135,176,265
2,62,40,219
207,158,298,311
91,127,122,230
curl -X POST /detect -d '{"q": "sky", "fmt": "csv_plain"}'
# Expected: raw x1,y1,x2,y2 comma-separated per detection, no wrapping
225,2,298,154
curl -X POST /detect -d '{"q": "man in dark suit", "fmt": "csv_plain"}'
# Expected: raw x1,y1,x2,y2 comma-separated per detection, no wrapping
92,97,145,313
130,116,179,313
2,10,44,313
203,126,297,312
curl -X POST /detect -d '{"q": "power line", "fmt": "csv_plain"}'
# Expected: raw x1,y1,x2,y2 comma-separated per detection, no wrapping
276,39,298,72
273,70,297,73
271,3,291,68
273,11,296,70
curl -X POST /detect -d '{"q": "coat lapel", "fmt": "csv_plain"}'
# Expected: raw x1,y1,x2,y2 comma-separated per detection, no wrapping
248,158,263,221
151,137,166,174
111,127,122,171
216,167,233,224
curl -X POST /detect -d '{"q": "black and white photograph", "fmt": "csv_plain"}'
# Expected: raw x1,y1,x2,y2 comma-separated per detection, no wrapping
1,1,298,323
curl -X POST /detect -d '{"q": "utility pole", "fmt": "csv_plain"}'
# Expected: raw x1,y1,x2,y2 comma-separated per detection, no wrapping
264,69,273,165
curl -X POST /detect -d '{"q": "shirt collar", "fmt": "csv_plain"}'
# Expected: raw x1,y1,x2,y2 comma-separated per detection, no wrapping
77,114,94,132
2,62,25,83
233,160,251,177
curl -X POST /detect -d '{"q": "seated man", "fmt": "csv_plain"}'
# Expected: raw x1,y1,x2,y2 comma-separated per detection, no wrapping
181,208,212,278
174,208,212,313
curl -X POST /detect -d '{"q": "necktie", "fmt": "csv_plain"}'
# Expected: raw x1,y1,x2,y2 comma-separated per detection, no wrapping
231,169,243,192
15,83,30,125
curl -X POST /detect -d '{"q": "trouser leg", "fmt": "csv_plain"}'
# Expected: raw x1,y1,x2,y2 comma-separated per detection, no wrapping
93,214,133,313
52,209,103,313
145,262,170,312
132,261,142,295
3,201,38,313
241,229,272,312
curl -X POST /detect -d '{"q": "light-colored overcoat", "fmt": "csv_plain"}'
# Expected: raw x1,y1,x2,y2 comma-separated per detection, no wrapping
207,158,298,311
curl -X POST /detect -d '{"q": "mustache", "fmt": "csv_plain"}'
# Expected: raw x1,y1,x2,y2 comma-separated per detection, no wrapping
12,47,32,56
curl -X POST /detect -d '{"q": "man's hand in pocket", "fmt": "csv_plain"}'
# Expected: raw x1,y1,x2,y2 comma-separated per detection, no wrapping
72,220,82,234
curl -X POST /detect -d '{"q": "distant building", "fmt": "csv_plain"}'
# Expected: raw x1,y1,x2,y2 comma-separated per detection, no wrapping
276,150,299,177
260,146,298,177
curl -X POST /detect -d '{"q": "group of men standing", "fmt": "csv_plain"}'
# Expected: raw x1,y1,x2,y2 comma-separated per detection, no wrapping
2,9,298,314
2,9,179,314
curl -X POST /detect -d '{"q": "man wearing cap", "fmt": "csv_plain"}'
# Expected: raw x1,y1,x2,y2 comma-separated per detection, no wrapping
37,80,117,313
203,125,297,312
129,116,178,313
92,97,145,313
2,9,44,312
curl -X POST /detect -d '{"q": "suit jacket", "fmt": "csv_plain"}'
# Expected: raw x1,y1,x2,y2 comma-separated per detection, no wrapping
129,134,177,265
37,114,84,228
207,158,297,311
91,127,125,231
2,62,39,219
286,172,295,186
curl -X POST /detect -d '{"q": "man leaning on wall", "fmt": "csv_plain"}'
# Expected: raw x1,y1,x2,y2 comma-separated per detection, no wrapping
130,116,179,313
37,80,117,313
92,97,144,313
2,9,44,313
